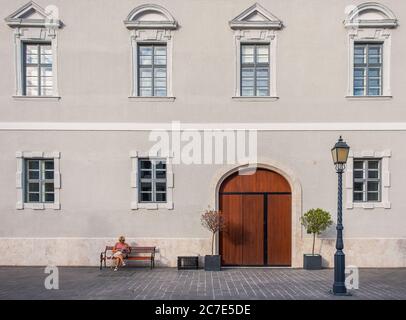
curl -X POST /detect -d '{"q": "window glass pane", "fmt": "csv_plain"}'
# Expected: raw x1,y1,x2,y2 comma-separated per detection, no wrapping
141,182,152,192
242,68,254,78
368,161,379,169
354,46,365,55
256,68,269,78
156,182,166,192
26,54,38,64
155,161,166,170
26,67,39,77
139,46,152,56
140,160,152,169
41,67,53,77
368,78,380,87
353,192,363,201
154,78,166,88
26,45,38,55
368,55,380,64
154,88,167,96
141,193,152,202
139,88,152,96
256,55,269,63
368,88,380,96
367,192,379,201
45,171,54,179
354,182,364,192
140,78,152,87
257,79,269,87
41,88,53,96
154,46,166,56
40,46,52,55
354,88,364,96
241,88,254,96
45,193,54,202
154,68,166,78
28,193,40,202
140,55,152,65
156,171,166,179
367,171,378,179
354,79,364,88
156,193,166,202
26,77,39,86
45,183,54,192
140,170,152,179
353,161,363,169
354,68,365,78
41,54,52,64
368,46,381,56
354,170,363,179
242,79,254,87
28,160,40,169
28,183,40,192
29,171,39,179
139,68,152,78
256,88,269,96
241,46,254,55
242,55,254,64
41,77,53,87
154,55,166,65
368,68,380,77
367,181,379,192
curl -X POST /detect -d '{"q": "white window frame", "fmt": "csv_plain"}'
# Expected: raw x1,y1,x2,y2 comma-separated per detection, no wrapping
130,151,174,210
124,4,177,101
16,151,61,210
345,150,391,209
5,2,62,99
344,3,398,98
229,3,282,100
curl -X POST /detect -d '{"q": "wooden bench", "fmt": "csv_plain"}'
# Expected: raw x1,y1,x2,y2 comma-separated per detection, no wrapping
100,246,156,270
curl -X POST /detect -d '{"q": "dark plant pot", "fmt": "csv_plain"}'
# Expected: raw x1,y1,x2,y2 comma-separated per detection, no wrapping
204,255,221,271
303,254,322,270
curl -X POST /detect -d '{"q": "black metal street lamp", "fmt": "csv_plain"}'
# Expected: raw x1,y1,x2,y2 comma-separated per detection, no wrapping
331,136,350,295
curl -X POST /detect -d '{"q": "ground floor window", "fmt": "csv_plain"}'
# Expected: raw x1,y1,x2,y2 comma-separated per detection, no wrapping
138,158,167,203
24,159,55,203
353,158,381,202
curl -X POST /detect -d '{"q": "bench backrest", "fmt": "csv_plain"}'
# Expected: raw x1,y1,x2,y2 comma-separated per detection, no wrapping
104,246,155,254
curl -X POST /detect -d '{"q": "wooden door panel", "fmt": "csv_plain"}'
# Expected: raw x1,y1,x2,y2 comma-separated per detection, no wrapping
242,195,264,265
267,194,292,266
220,195,243,265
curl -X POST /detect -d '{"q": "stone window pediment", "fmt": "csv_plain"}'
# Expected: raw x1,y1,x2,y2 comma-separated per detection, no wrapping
344,2,398,28
124,4,178,30
229,3,282,30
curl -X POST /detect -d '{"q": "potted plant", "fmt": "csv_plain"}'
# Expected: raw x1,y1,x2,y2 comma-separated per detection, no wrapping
300,208,333,270
201,208,225,271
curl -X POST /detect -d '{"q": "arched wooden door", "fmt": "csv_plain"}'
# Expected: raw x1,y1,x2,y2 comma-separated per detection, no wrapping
219,168,292,266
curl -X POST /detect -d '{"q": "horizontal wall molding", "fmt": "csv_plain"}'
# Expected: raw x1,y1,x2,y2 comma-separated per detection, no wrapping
1,122,406,132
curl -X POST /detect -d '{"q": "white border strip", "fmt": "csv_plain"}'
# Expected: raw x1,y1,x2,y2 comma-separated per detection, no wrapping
1,122,406,131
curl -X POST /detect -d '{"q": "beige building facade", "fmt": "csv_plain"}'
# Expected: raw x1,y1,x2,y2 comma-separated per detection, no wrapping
0,0,405,267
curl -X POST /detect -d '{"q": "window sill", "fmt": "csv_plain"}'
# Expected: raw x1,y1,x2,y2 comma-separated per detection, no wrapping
346,202,391,209
345,95,392,101
17,203,61,210
131,201,173,210
13,96,61,101
232,96,279,102
128,96,176,102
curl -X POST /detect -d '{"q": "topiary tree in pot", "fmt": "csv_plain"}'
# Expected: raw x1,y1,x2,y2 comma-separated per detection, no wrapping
201,208,225,271
300,208,333,270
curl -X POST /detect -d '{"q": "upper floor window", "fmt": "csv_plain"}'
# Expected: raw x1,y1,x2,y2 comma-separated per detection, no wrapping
23,43,53,96
344,3,398,98
353,43,382,96
138,158,167,203
353,159,381,202
124,4,178,99
229,3,282,99
138,44,167,97
5,2,62,99
24,159,55,203
241,44,270,97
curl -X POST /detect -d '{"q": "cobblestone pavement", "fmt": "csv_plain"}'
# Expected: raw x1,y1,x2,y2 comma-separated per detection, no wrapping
0,267,405,300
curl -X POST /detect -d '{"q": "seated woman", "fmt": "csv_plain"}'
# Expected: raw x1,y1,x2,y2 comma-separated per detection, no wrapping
112,236,130,271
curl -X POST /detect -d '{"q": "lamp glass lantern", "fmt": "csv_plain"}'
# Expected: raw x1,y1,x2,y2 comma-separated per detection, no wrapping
331,136,350,170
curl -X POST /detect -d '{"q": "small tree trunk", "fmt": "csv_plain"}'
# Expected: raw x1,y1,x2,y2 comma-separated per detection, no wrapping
211,232,215,255
312,233,316,256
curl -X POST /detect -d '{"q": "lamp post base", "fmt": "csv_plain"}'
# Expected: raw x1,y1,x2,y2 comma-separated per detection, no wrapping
329,289,352,296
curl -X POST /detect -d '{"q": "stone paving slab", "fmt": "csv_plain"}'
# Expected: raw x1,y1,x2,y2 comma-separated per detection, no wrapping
0,267,405,300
